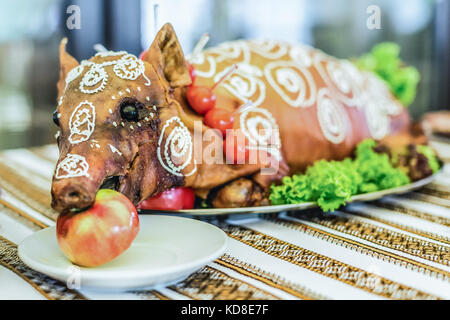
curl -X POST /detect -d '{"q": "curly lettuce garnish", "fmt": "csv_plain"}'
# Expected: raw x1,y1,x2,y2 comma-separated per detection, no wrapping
357,42,420,106
307,159,357,212
270,175,312,206
269,139,413,212
354,139,410,192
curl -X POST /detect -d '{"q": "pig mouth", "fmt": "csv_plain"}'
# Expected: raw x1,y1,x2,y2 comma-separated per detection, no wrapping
99,175,122,191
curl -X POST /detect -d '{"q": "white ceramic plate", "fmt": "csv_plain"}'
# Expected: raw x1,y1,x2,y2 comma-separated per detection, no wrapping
140,172,438,216
18,215,228,291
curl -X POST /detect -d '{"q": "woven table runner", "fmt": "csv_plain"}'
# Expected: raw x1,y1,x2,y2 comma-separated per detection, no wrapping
0,142,449,300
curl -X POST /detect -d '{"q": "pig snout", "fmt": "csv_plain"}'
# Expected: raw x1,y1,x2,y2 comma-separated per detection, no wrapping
51,178,97,213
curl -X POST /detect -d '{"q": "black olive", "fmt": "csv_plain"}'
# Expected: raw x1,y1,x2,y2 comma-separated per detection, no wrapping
53,110,60,126
120,103,139,121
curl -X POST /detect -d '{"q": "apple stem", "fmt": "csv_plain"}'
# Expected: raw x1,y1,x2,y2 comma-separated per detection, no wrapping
191,33,210,59
211,64,238,91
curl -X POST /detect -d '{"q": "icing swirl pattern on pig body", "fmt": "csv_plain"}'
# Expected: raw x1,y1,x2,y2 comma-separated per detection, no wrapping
190,40,408,172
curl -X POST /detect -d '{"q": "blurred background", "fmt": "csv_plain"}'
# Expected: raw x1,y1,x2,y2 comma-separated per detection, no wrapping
0,0,448,150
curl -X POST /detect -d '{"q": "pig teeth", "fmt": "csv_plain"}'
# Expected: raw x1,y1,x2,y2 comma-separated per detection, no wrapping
112,95,116,100
153,105,157,111
121,122,125,127
109,109,113,114
119,91,123,96
126,88,131,93
137,122,141,127
146,96,150,101
113,122,118,127
144,117,149,121
150,113,154,118
130,125,134,130
137,86,141,91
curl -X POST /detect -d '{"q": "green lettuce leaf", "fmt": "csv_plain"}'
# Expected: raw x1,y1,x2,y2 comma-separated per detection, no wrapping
354,139,410,192
356,42,420,106
269,139,411,212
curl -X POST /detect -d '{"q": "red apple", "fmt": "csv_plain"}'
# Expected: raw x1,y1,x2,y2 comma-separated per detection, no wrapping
56,189,139,267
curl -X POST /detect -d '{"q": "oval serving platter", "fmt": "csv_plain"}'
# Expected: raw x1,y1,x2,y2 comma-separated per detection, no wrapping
139,172,439,216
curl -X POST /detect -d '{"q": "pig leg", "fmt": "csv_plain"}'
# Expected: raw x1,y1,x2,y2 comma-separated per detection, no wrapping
209,155,290,208
211,178,270,208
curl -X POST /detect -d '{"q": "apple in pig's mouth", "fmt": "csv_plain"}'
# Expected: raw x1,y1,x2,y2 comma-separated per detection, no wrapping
56,189,140,267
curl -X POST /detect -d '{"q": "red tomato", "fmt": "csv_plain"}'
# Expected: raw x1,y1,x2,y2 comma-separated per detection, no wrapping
186,62,196,84
204,109,234,136
137,187,195,211
139,50,148,60
186,86,216,115
223,130,249,165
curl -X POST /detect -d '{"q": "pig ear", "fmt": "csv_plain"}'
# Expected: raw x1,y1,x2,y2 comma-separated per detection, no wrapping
57,38,79,100
145,23,191,88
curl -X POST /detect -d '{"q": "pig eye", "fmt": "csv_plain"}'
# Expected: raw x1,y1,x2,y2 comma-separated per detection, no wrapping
120,101,139,122
53,110,60,127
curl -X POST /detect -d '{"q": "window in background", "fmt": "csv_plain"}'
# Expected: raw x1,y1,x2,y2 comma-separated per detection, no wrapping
0,0,447,151
0,0,61,149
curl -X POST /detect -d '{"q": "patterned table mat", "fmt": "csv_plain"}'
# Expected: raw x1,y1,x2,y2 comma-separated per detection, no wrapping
0,142,449,300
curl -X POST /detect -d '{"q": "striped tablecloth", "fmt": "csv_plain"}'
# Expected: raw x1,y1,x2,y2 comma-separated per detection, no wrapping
0,141,449,300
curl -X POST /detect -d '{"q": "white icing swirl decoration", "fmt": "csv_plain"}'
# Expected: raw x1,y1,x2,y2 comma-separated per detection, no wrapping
214,63,266,106
188,40,401,145
69,101,96,144
95,50,127,58
55,154,90,179
314,55,362,107
240,107,282,161
80,64,108,94
248,40,289,60
362,72,402,140
209,41,251,64
74,51,151,95
190,41,251,80
157,117,196,177
317,89,348,144
188,53,217,78
327,62,351,94
113,54,149,84
289,45,313,67
65,65,84,85
365,99,390,140
264,61,317,108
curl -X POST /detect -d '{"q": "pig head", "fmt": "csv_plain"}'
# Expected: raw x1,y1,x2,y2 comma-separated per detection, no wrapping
52,24,191,212
51,24,263,213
